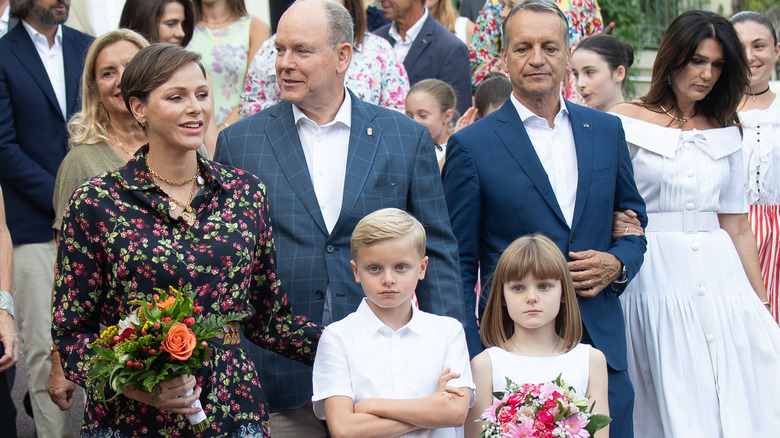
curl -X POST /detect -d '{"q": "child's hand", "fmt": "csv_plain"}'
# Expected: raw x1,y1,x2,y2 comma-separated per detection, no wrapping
437,368,465,398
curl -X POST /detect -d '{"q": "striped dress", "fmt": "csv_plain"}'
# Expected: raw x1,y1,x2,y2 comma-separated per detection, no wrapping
740,94,780,323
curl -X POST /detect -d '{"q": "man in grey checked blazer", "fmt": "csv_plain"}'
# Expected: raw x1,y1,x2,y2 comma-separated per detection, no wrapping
214,0,464,436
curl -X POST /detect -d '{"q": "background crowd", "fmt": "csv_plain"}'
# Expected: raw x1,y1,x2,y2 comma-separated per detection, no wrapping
0,0,779,437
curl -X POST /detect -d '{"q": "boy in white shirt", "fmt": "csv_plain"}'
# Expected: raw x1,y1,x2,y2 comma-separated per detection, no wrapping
312,208,475,437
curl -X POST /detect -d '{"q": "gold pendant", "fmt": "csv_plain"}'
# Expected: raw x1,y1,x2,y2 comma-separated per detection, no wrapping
181,210,196,226
169,202,177,211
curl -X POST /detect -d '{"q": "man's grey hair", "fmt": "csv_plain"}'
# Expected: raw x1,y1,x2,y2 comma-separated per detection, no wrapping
502,0,571,51
293,0,354,50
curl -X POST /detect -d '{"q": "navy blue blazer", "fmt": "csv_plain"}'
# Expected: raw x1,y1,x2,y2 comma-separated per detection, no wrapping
375,14,472,117
0,24,93,244
442,98,647,371
214,90,463,411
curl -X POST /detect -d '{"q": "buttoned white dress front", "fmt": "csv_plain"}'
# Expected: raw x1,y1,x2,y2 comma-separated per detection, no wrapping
615,115,780,438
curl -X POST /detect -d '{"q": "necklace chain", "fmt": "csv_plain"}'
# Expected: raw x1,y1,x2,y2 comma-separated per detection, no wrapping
659,104,690,124
166,181,199,213
147,161,200,186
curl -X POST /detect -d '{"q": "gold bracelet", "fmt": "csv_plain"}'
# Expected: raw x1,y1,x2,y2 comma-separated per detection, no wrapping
763,301,772,310
50,343,58,354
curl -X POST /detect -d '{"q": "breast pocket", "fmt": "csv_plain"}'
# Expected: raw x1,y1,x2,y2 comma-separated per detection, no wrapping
591,167,613,183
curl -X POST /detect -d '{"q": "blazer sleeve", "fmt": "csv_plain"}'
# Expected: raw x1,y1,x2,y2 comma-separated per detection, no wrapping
606,121,647,290
406,126,465,325
438,39,473,117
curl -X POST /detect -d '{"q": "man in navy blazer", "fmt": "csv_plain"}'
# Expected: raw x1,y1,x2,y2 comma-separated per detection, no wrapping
215,1,463,436
374,0,471,116
442,2,646,437
0,0,92,436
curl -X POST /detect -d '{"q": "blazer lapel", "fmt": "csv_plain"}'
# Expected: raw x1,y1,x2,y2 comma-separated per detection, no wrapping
495,101,567,225
329,93,380,238
265,103,329,235
8,25,63,120
402,15,433,73
568,102,595,231
62,27,83,117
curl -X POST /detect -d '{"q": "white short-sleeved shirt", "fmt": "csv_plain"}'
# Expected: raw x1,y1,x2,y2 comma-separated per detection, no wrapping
312,299,475,437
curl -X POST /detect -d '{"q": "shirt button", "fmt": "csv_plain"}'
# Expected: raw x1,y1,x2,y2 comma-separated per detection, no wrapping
686,201,695,211
697,284,706,296
691,241,700,251
326,245,335,253
706,333,714,343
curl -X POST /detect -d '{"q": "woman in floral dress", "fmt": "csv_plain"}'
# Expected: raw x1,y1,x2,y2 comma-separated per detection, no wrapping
51,44,320,438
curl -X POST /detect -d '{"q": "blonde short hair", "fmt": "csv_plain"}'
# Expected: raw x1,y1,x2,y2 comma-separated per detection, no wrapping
351,208,426,259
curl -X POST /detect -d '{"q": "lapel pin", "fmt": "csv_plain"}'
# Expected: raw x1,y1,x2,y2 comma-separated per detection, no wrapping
367,127,373,136
583,123,590,128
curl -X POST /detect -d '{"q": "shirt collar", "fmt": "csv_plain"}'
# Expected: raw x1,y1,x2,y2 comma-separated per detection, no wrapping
355,298,424,336
510,92,569,125
21,19,63,47
389,8,428,44
292,88,352,128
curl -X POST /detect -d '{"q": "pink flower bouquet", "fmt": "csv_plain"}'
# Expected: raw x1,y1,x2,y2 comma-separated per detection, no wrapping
477,375,611,438
87,286,246,433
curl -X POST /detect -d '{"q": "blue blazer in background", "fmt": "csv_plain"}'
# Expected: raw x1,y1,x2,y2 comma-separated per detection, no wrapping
214,90,464,412
375,14,472,117
442,97,648,370
0,23,93,243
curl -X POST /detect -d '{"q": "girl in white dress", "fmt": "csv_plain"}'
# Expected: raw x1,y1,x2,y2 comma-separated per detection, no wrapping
732,11,780,323
466,235,609,438
611,10,780,437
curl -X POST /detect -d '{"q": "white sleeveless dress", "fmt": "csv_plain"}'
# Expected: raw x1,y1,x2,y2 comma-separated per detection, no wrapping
486,343,591,398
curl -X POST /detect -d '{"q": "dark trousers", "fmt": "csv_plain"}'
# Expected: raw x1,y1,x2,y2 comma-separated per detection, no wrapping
0,343,18,438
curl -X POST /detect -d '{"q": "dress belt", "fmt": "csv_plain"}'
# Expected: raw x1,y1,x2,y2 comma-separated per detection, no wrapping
646,211,720,234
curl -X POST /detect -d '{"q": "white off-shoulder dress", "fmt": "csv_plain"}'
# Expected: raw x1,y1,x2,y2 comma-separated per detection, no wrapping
615,114,780,437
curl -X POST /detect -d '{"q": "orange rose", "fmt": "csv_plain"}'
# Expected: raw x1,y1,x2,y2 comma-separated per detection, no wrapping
156,296,176,310
161,322,197,361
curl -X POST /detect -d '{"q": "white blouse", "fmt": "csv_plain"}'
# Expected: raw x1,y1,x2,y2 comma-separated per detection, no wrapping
739,95,780,205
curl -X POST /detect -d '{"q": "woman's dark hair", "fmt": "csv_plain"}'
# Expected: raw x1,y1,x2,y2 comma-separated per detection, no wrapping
574,34,634,89
121,44,205,119
119,0,195,47
475,74,512,117
730,10,778,46
641,10,749,128
341,0,367,48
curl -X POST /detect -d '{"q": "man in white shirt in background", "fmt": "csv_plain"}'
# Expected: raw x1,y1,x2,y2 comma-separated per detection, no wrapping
0,1,92,436
64,0,124,36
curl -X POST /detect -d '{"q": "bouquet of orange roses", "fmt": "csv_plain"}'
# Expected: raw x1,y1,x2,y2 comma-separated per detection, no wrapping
88,286,246,432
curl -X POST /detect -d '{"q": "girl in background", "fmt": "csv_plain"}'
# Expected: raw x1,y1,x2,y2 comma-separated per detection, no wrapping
731,10,780,324
405,79,456,168
465,234,609,438
188,0,270,128
572,34,633,111
119,0,195,46
427,0,474,47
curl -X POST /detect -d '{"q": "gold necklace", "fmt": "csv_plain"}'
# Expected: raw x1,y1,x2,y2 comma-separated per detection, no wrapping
659,104,690,124
146,162,200,186
165,181,200,226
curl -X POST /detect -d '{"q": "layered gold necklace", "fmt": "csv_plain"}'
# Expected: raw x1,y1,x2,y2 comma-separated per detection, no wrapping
146,158,202,226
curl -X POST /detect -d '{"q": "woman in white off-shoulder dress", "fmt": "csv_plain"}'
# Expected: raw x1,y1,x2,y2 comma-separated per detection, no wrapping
611,10,780,437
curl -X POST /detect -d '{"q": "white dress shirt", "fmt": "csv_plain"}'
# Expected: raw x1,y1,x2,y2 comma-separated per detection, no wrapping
292,90,352,234
510,93,578,226
312,299,476,437
388,8,429,62
0,6,9,38
22,20,67,119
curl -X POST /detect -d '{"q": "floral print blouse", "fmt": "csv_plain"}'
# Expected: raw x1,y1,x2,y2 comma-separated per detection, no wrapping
52,148,321,437
239,32,409,117
469,0,603,93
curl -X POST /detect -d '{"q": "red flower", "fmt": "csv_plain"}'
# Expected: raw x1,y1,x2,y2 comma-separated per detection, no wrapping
537,408,554,426
497,405,516,424
507,394,525,407
118,328,136,342
544,398,557,409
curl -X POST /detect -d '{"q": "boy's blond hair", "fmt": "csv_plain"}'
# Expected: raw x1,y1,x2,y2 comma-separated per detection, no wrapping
350,208,426,259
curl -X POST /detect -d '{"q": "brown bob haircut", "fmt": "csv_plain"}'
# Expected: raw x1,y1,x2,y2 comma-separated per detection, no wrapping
480,234,582,351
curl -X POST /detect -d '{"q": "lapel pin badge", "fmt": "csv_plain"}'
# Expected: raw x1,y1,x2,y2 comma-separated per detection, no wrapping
367,127,373,136
583,123,590,128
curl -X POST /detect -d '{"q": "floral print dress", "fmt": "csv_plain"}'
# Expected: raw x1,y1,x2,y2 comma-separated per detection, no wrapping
52,148,321,437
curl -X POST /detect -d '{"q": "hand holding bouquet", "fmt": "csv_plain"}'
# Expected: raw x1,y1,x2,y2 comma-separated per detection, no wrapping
477,375,611,438
87,286,246,433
